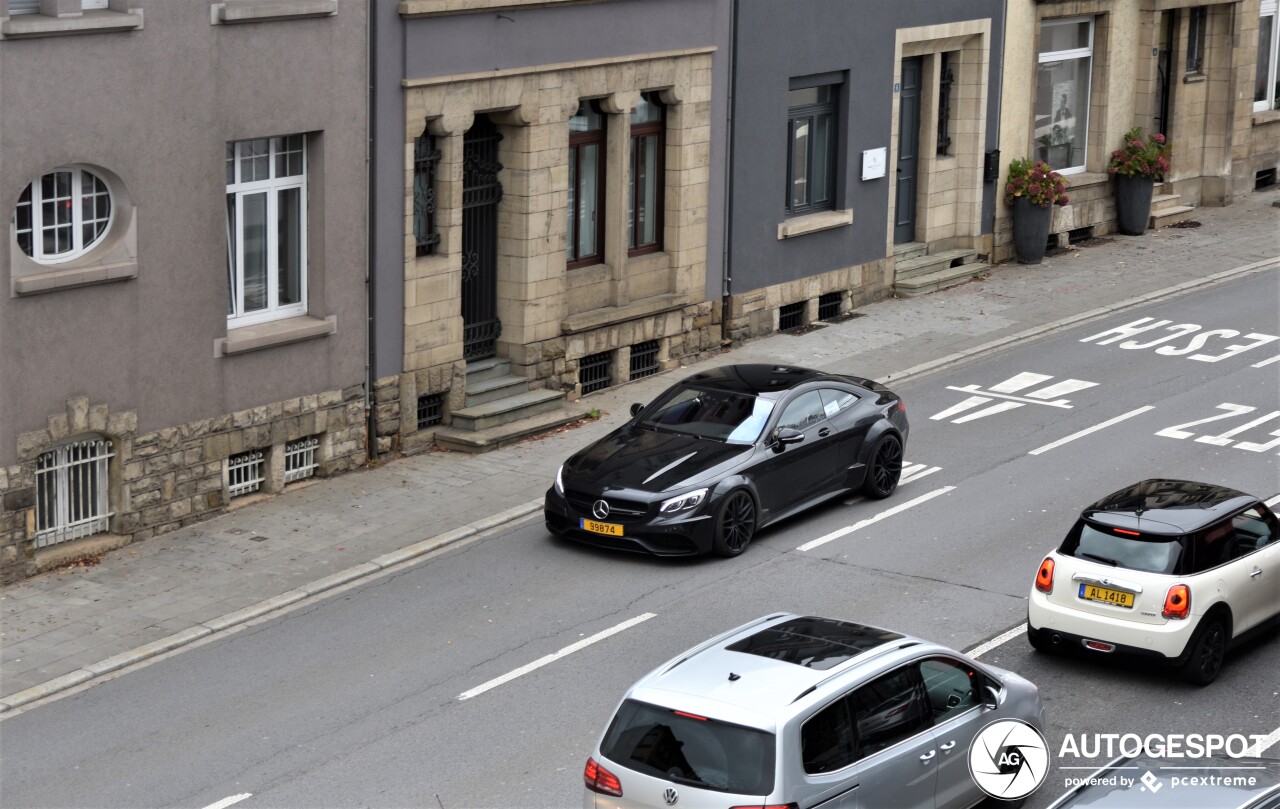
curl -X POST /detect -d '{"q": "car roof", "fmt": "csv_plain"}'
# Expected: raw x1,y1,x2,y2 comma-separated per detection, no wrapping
624,614,919,729
1052,756,1280,808
678,364,878,395
1082,479,1260,535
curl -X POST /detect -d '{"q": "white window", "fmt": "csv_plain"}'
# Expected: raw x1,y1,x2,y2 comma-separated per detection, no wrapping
13,168,112,263
35,438,114,548
1036,17,1094,174
1258,1,1280,112
225,135,308,326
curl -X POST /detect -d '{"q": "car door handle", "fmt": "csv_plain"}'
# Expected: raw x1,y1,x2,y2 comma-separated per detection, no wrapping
1251,567,1263,578
940,741,957,753
818,427,831,438
920,750,936,763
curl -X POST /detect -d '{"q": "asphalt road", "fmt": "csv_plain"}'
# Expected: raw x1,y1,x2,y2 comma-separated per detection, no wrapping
2,271,1278,809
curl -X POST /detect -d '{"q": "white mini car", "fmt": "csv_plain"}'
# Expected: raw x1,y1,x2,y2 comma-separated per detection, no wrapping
1027,480,1279,684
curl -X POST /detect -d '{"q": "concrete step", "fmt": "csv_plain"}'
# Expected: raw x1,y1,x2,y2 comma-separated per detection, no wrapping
1151,193,1181,212
1151,204,1196,228
465,357,512,385
892,241,928,261
894,249,979,282
435,403,594,453
464,374,530,407
448,387,566,432
894,262,990,298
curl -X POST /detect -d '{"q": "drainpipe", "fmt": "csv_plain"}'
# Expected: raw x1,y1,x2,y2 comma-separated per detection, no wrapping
988,0,1007,248
365,0,378,463
719,0,739,345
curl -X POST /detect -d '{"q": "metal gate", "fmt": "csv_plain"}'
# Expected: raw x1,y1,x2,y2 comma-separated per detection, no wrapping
462,116,503,361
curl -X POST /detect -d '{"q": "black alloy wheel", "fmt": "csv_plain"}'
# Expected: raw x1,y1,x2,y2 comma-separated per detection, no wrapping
1180,618,1227,685
862,433,903,498
712,491,756,557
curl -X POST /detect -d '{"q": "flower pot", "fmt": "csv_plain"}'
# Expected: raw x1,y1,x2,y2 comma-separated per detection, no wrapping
1115,174,1155,236
1011,197,1053,264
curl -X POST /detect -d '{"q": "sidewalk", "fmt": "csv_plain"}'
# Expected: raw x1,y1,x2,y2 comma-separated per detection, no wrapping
3,190,1278,710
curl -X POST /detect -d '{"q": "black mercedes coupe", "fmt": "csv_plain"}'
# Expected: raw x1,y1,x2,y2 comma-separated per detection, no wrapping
544,364,909,558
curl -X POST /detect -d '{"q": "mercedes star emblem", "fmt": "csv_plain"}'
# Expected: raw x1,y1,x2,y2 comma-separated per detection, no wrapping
663,786,679,805
592,499,611,520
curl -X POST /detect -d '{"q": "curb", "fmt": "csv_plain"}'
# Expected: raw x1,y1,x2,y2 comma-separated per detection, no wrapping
2,256,1275,714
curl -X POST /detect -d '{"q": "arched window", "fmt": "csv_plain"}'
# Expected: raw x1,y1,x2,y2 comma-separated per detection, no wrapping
13,168,113,263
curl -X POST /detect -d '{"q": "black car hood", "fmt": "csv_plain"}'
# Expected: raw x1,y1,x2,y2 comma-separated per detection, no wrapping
564,425,752,494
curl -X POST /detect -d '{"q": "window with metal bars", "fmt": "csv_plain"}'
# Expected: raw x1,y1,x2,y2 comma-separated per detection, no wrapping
579,351,613,394
779,302,805,331
227,449,266,498
1186,6,1207,74
284,436,319,483
414,128,441,256
818,292,842,321
34,438,114,548
417,393,443,429
937,53,954,156
629,340,660,380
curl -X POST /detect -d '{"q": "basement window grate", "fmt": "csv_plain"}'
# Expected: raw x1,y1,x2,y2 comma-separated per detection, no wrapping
778,302,805,332
284,436,320,483
1257,169,1277,190
1068,226,1095,244
417,393,443,430
580,351,614,395
818,292,842,321
629,340,660,381
227,449,265,498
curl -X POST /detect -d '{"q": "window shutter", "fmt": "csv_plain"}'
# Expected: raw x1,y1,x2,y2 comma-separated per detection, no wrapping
8,0,41,15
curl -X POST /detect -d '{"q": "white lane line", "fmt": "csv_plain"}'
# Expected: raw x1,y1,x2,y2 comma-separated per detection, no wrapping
798,486,955,552
1028,406,1156,456
457,613,656,701
1251,355,1280,368
964,623,1028,659
1244,727,1280,757
902,465,942,485
1265,493,1280,508
843,463,941,505
202,795,252,809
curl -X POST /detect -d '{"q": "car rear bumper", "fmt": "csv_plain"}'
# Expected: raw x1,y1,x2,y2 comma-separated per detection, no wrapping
544,488,713,556
1028,590,1195,661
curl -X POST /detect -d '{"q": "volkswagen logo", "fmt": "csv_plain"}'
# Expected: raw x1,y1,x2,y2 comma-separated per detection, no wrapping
592,499,611,520
663,786,679,805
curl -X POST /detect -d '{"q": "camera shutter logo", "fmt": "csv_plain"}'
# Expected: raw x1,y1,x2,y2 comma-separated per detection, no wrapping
968,719,1050,800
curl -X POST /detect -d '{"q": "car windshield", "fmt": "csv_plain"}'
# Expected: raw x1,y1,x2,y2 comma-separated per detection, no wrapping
1059,522,1183,574
639,386,776,444
600,700,776,795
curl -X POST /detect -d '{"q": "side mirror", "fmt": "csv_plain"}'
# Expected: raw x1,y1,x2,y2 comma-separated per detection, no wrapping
773,427,804,448
982,684,1002,710
630,403,645,418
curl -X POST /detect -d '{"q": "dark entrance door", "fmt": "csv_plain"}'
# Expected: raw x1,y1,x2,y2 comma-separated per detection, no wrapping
1155,10,1176,138
894,57,923,244
462,115,503,361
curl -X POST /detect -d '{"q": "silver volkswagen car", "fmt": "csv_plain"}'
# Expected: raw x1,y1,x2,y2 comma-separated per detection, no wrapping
583,613,1044,808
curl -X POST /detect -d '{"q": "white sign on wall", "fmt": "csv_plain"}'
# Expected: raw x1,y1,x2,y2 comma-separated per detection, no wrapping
861,147,887,181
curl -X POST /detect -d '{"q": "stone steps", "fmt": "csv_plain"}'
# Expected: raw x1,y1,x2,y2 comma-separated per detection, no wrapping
434,403,594,453
463,374,530,407
1149,192,1195,229
893,262,991,298
893,241,928,261
894,248,980,282
447,387,567,432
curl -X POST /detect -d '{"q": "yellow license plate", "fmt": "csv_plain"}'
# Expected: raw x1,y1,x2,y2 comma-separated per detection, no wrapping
1079,584,1135,608
580,518,624,537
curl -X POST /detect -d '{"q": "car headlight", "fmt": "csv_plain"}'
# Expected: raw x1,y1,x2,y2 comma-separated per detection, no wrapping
659,488,708,514
555,465,565,496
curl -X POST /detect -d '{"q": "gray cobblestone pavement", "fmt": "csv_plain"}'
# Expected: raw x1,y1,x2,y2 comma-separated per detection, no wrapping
2,190,1277,708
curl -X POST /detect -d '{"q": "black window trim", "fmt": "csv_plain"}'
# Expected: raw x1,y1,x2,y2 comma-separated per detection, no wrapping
917,655,987,729
785,75,843,218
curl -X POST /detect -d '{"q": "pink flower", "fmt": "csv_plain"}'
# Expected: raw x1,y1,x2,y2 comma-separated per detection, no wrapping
1059,194,1069,205
1028,182,1043,196
1154,133,1166,144
1005,183,1015,195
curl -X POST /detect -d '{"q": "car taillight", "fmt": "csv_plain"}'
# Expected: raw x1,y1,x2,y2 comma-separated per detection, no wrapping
1162,584,1191,619
1035,557,1055,593
583,757,623,797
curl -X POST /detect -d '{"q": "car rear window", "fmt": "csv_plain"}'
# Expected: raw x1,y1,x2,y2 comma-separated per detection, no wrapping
1059,521,1183,574
600,699,775,795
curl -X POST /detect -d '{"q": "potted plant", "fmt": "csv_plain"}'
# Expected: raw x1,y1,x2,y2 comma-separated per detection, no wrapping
1108,127,1171,236
1005,158,1069,264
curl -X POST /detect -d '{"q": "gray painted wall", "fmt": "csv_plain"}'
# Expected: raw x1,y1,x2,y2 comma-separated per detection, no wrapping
370,0,728,379
0,1,368,467
727,0,1005,295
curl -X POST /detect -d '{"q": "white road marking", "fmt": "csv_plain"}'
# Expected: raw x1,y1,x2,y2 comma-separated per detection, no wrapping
457,613,656,701
798,486,955,552
1265,494,1280,508
842,462,942,505
1028,406,1156,455
1252,355,1280,368
202,795,251,809
1244,727,1280,757
932,373,1097,423
990,371,1055,393
964,623,1028,659
953,400,1026,423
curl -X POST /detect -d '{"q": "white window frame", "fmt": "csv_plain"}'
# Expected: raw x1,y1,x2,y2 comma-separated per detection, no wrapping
34,438,114,548
225,135,308,328
8,0,108,12
1038,16,1095,175
1257,1,1280,112
13,167,113,264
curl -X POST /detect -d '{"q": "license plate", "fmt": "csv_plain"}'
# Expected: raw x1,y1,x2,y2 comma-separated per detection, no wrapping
580,518,624,537
1079,584,1135,608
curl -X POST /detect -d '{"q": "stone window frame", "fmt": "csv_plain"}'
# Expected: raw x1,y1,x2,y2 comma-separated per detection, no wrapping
568,99,608,270
0,0,142,40
627,92,666,256
1185,5,1208,76
1258,0,1280,113
1035,15,1096,176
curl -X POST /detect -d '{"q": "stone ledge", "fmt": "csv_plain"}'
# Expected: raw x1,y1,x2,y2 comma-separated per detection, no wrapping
216,315,336,357
211,0,337,25
401,46,716,88
1253,109,1280,126
1060,170,1110,188
0,8,142,39
399,0,604,18
777,208,853,240
561,292,686,334
12,261,137,296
